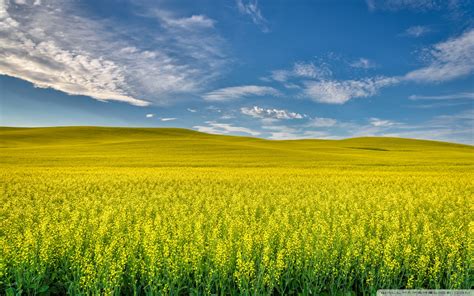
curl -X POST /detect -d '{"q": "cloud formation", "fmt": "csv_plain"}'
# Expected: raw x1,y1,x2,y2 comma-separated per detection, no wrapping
0,0,226,106
409,92,474,100
152,10,215,29
241,106,304,120
404,25,431,37
382,109,473,144
236,0,269,32
203,85,280,101
350,58,376,69
404,29,474,82
194,121,260,136
262,124,330,140
369,117,399,127
270,62,332,82
303,77,398,104
294,29,474,104
366,0,452,11
307,117,337,127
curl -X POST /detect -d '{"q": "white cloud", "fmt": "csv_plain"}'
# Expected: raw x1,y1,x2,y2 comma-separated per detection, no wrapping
300,30,474,104
153,10,215,29
206,105,222,112
266,30,473,106
267,129,329,140
404,29,474,82
0,0,226,106
193,121,260,136
282,82,301,89
268,30,474,105
302,131,331,138
220,114,235,120
270,61,331,82
267,132,302,140
369,117,399,127
263,125,301,140
409,92,474,100
241,106,304,120
430,109,474,124
187,108,197,112
404,25,431,37
262,125,297,132
270,70,289,82
264,110,472,144
203,85,280,101
350,58,376,69
263,124,331,140
307,117,337,127
293,62,320,78
236,0,269,32
146,113,155,118
160,117,176,121
409,101,471,109
366,0,446,11
381,110,474,144
303,77,399,104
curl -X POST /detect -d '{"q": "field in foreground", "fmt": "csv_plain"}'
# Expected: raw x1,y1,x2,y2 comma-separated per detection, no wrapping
1,127,473,295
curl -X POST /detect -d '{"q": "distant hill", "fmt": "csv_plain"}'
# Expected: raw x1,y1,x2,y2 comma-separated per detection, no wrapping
1,126,473,168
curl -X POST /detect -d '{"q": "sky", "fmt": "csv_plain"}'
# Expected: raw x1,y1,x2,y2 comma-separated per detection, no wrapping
0,0,473,144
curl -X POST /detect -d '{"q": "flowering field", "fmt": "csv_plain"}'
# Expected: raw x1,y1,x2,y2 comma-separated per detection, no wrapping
1,127,473,295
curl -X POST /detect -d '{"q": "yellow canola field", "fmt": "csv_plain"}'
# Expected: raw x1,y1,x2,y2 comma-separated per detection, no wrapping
1,127,473,295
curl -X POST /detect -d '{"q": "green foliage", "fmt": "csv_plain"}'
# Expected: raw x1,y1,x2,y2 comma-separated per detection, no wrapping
1,127,473,295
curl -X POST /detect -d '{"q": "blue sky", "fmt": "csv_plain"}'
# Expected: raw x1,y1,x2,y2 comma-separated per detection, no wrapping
0,0,473,143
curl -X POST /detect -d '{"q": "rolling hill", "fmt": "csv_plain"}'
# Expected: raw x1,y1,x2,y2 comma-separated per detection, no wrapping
1,126,473,168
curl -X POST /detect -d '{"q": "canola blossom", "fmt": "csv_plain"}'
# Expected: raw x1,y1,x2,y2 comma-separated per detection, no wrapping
1,127,473,295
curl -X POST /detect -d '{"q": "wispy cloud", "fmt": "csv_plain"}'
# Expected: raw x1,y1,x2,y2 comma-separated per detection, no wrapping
203,85,280,101
383,110,474,144
430,109,474,124
0,0,226,106
404,25,431,37
146,113,155,118
306,117,338,127
296,29,474,104
332,111,473,144
409,101,471,109
220,114,235,120
151,10,215,29
262,125,297,133
160,117,177,121
263,124,330,140
369,117,399,127
236,0,269,32
350,58,376,69
270,61,332,82
257,109,472,143
241,106,304,120
267,132,304,140
263,125,304,140
187,108,198,113
293,62,321,78
404,29,474,82
302,77,399,104
366,0,447,11
194,121,260,136
206,105,222,113
409,92,474,100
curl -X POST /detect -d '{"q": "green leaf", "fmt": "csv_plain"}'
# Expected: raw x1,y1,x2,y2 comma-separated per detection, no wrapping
38,285,49,293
